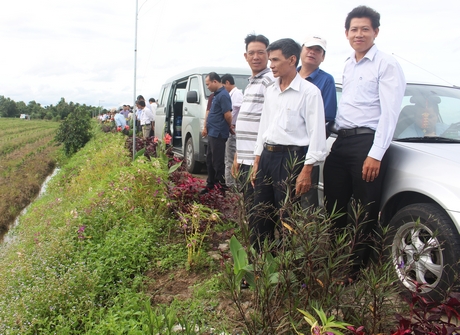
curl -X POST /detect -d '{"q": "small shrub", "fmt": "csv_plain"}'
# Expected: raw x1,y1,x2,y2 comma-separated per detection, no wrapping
178,203,221,269
224,180,405,335
55,106,92,156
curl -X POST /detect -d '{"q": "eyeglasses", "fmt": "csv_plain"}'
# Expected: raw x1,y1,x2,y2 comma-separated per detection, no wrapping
247,50,267,57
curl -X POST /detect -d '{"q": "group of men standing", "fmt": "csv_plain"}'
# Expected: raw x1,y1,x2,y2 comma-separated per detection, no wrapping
202,5,406,281
134,95,158,139
112,97,159,139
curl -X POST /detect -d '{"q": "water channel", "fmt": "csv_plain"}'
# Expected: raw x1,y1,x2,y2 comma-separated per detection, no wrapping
1,168,60,246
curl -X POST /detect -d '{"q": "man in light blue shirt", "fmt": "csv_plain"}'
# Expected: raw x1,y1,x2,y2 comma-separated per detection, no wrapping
114,110,127,130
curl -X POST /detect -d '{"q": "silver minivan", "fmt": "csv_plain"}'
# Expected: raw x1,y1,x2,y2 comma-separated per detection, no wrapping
154,67,251,173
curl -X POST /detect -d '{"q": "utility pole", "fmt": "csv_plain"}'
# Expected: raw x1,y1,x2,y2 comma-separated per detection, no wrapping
132,0,139,161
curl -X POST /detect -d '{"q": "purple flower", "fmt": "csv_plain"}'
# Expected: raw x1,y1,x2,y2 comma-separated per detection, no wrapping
312,326,321,335
78,225,86,233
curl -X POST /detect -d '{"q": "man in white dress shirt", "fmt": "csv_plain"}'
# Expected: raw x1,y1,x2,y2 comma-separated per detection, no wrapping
137,100,155,139
250,38,327,250
323,6,406,278
221,73,243,188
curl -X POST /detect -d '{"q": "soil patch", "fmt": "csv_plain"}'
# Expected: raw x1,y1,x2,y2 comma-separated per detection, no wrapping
143,228,252,333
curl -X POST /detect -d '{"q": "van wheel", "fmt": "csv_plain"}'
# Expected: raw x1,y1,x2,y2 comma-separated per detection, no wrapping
386,203,460,301
185,137,202,174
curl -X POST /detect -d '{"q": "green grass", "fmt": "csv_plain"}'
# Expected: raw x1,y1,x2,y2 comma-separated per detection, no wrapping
0,128,232,334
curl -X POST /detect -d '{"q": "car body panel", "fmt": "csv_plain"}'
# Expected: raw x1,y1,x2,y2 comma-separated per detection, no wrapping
383,142,460,216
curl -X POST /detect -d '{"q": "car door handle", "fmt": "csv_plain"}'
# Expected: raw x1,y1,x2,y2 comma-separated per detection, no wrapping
184,107,188,111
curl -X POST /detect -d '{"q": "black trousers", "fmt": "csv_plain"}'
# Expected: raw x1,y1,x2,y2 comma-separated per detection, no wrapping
250,148,305,250
206,135,227,188
323,133,389,270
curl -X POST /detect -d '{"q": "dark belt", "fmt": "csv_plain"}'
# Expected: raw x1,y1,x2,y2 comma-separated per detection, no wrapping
264,143,307,152
337,127,375,137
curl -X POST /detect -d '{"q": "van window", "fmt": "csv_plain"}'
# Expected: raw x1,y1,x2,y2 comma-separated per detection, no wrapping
173,80,187,103
175,89,186,102
158,85,169,106
189,77,200,93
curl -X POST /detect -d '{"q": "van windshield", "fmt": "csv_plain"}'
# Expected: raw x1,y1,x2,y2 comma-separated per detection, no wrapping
203,74,250,98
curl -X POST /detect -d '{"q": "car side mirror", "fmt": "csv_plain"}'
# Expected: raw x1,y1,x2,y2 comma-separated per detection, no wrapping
186,91,199,104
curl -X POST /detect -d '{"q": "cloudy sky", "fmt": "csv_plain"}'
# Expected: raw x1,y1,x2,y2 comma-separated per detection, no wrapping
1,0,459,109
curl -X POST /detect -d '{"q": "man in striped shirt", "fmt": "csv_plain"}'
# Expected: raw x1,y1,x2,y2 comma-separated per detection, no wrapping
232,34,274,210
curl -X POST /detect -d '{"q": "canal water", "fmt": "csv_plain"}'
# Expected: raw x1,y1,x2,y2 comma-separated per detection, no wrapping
1,168,60,245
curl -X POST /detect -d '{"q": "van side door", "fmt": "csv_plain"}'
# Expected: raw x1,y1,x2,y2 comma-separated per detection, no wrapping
182,76,205,147
154,83,172,138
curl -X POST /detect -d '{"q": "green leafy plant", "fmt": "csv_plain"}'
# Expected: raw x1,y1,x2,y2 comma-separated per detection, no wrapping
229,235,255,289
295,307,351,335
179,203,220,268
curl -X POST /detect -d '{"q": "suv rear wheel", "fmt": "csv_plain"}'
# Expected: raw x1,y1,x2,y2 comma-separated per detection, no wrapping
387,203,460,301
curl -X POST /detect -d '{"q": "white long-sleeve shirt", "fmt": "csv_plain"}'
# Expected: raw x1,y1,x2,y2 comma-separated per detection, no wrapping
139,107,155,125
229,87,243,125
335,44,406,160
254,73,327,166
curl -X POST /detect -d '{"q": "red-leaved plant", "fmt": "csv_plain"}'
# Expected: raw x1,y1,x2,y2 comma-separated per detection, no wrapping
392,283,460,335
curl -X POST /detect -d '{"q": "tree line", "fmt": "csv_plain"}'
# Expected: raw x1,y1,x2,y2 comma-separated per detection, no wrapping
0,95,105,120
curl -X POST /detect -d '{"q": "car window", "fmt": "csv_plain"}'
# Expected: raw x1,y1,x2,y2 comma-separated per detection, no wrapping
394,84,460,141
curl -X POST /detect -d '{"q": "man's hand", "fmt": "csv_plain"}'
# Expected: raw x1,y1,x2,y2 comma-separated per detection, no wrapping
251,156,260,187
362,156,381,182
201,127,207,137
296,164,313,196
231,153,239,178
229,124,235,135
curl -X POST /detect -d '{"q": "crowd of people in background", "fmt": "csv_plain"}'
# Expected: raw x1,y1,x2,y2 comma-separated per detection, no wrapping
97,96,158,138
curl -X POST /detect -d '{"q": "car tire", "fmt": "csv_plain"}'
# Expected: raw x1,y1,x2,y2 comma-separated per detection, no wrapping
184,137,202,174
387,203,460,301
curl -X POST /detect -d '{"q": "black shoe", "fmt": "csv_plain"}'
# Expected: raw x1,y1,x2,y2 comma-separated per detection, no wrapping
218,184,228,196
200,187,212,195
